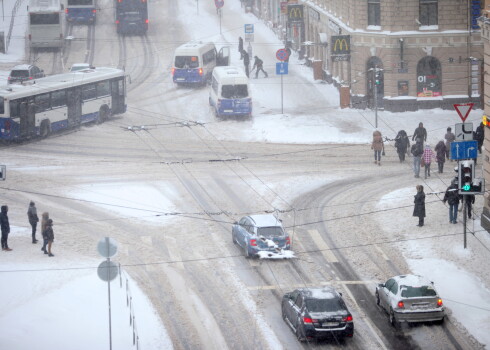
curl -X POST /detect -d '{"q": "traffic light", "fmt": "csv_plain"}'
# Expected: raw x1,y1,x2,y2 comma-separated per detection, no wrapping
459,160,474,192
375,71,381,85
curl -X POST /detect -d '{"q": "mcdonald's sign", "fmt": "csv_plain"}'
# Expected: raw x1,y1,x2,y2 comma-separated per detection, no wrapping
287,4,304,22
331,35,350,56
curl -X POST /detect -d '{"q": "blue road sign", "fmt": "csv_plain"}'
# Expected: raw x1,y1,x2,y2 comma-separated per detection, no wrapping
244,24,254,34
450,140,478,160
276,62,288,75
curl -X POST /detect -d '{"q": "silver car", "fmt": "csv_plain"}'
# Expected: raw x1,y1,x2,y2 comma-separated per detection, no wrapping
375,274,445,327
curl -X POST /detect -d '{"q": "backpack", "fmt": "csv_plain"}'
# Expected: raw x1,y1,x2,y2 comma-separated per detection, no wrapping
411,143,422,157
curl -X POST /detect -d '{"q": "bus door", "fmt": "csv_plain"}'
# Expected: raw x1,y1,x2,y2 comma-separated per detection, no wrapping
111,78,126,114
27,101,36,136
217,46,230,66
19,101,28,138
67,88,82,127
18,99,36,138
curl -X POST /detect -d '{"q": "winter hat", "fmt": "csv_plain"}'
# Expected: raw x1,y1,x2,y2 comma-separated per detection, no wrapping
47,219,53,225
425,143,430,148
30,201,35,206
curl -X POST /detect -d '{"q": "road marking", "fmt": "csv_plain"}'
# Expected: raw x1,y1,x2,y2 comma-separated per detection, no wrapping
308,229,339,262
374,244,390,260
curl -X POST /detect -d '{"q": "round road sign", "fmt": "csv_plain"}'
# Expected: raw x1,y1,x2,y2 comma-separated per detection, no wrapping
215,0,224,8
97,260,119,282
97,237,118,258
276,49,288,62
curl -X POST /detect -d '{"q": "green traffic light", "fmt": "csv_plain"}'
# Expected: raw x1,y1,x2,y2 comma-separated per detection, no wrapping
463,184,471,191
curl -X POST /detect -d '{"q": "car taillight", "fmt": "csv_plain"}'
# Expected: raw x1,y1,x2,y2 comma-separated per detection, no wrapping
250,239,257,246
65,8,68,13
171,68,175,76
303,317,316,324
437,299,443,307
145,19,149,24
342,315,353,322
29,77,33,80
397,301,405,309
199,68,203,76
286,236,290,245
116,20,120,24
217,99,221,108
92,9,96,13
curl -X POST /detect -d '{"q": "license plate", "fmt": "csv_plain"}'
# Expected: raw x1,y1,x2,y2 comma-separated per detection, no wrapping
323,322,338,327
176,78,185,81
224,110,233,112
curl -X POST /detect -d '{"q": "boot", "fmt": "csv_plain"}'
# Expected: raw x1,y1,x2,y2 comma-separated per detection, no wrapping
5,247,12,251
48,253,54,257
32,239,38,244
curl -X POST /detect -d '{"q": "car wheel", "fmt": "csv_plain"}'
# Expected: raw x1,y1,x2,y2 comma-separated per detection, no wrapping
295,325,305,342
389,308,399,328
375,291,380,306
97,105,110,124
436,316,445,325
244,245,252,258
232,233,237,244
40,121,50,138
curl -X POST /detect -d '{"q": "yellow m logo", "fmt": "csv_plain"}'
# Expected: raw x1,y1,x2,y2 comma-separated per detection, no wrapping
334,39,348,52
288,7,303,19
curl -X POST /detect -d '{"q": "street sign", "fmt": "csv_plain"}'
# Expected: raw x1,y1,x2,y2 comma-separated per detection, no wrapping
276,49,288,61
455,122,473,141
244,24,254,34
276,62,288,75
215,0,224,9
450,140,478,160
454,103,474,122
245,33,254,42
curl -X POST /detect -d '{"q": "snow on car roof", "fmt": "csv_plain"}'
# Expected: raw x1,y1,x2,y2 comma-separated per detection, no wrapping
249,214,282,228
394,274,433,287
11,64,32,70
299,287,338,299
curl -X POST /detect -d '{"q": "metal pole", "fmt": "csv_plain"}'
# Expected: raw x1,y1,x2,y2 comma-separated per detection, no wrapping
463,196,467,249
374,67,378,128
196,0,199,15
106,238,113,350
219,9,222,35
281,74,284,114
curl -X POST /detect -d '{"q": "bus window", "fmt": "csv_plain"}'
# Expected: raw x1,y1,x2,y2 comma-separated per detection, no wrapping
175,56,199,69
35,93,50,113
68,0,93,5
0,97,4,114
51,90,66,108
221,85,248,99
82,84,96,100
203,50,216,65
96,81,110,97
10,100,19,118
30,13,60,25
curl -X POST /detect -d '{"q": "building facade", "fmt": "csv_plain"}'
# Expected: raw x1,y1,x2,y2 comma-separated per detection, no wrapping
249,0,484,112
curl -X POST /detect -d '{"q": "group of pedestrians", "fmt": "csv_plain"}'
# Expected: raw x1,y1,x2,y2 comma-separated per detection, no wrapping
1,201,55,257
238,36,273,79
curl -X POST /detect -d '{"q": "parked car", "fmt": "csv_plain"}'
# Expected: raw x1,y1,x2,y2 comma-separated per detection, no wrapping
8,64,45,84
231,214,290,258
282,287,354,342
70,63,91,72
375,274,445,327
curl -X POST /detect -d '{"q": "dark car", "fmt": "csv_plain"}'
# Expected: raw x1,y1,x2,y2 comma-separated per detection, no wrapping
282,287,354,342
8,65,45,84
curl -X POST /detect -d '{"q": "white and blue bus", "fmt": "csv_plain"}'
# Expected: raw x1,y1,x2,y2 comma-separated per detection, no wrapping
209,66,252,118
0,67,126,141
28,0,64,49
66,0,96,24
172,42,229,86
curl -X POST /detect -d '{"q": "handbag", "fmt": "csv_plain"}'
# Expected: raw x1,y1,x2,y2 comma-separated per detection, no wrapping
421,157,425,167
382,147,385,156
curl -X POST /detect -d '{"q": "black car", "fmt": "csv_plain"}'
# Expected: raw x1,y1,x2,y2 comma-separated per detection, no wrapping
282,287,354,342
8,64,45,84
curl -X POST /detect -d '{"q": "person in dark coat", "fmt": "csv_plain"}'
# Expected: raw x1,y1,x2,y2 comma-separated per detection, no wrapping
434,140,447,173
412,122,427,142
238,37,244,59
242,50,250,78
394,130,410,162
411,138,423,178
445,127,455,161
285,46,292,63
27,201,39,243
464,194,476,219
413,185,426,227
475,122,484,154
45,219,54,257
0,205,11,251
443,181,461,224
252,56,268,78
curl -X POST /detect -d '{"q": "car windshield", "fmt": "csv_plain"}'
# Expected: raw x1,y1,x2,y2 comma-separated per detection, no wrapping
401,285,437,298
306,298,343,312
221,84,248,99
10,70,29,78
175,56,199,69
257,226,284,237
121,12,143,21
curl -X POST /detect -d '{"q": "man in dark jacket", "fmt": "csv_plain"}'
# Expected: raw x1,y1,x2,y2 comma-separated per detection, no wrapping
475,122,484,154
413,185,426,227
412,122,427,142
27,201,39,243
464,194,476,219
252,56,268,78
238,37,244,59
0,205,11,251
443,181,461,224
411,138,423,178
242,50,250,77
395,130,410,162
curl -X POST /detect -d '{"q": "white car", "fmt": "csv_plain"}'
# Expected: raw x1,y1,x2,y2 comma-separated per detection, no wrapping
375,274,445,327
70,63,91,72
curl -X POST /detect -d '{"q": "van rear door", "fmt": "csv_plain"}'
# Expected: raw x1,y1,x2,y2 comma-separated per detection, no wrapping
217,46,230,66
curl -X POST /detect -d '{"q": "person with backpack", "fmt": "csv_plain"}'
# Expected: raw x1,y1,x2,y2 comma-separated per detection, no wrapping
252,56,268,78
434,140,447,173
394,130,410,162
443,180,461,224
411,138,423,178
412,122,427,142
475,122,484,154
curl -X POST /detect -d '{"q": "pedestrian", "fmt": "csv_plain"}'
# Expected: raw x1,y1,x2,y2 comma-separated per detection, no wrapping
394,130,410,162
464,194,476,219
413,185,426,227
252,56,268,78
27,201,39,244
285,46,292,63
0,205,11,251
445,127,455,161
242,50,250,78
422,143,434,179
411,138,424,178
44,219,54,257
475,122,484,154
434,140,447,173
41,212,49,254
371,130,384,165
443,180,461,224
238,36,244,59
412,122,427,142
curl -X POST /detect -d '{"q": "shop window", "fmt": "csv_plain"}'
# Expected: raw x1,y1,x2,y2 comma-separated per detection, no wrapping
416,56,441,97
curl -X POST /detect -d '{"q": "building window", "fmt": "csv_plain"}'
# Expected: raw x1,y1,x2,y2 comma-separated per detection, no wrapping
368,0,380,26
419,0,438,26
417,56,442,97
